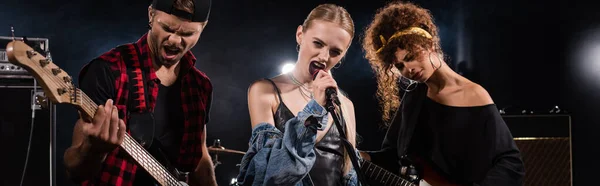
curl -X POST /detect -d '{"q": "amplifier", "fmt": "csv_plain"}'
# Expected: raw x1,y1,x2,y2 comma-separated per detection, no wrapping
0,36,50,77
0,60,57,186
0,36,57,186
0,60,28,75
0,85,57,186
503,114,572,186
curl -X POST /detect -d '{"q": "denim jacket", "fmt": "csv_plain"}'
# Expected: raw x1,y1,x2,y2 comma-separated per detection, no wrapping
236,99,359,186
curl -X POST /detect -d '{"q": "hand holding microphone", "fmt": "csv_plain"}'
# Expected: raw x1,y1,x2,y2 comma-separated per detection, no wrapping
312,70,340,107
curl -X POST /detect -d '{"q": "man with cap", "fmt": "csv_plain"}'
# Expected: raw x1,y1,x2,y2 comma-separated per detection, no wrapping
63,0,217,185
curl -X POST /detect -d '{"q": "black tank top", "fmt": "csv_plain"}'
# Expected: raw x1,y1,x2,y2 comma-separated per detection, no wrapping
264,78,345,185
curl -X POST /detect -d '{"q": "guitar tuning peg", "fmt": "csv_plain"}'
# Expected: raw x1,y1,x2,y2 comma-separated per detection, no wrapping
39,58,50,67
57,88,68,95
51,68,61,75
63,76,72,83
26,50,38,58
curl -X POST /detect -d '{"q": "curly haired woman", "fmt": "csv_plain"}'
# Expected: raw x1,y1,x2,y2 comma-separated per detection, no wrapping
359,1,525,186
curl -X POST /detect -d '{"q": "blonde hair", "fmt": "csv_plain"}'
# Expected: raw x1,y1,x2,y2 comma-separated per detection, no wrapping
303,4,356,175
302,4,355,41
338,95,356,175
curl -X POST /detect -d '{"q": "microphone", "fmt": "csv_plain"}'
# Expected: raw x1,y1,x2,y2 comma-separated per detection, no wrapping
311,68,341,106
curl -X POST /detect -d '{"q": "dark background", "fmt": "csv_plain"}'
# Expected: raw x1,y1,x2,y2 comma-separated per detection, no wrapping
0,0,597,185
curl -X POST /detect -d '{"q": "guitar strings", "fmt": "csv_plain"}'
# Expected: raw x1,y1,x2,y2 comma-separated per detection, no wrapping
31,59,96,117
28,55,104,118
122,134,181,184
32,56,181,184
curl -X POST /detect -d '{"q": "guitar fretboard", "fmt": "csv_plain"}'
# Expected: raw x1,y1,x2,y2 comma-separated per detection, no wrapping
360,159,416,186
78,90,182,186
122,134,181,185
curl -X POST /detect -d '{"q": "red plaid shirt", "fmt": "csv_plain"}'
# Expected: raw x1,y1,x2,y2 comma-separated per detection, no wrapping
77,33,213,185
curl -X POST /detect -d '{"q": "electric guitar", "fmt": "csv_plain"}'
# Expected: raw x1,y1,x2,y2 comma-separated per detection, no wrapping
359,156,460,186
6,40,189,186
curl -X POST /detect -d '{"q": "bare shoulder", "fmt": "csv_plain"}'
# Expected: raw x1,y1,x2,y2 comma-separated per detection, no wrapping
247,78,279,108
338,93,356,118
464,83,494,106
247,78,279,127
248,79,274,94
248,76,284,96
339,93,355,108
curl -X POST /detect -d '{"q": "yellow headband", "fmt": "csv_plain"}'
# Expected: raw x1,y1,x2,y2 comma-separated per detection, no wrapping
375,27,433,54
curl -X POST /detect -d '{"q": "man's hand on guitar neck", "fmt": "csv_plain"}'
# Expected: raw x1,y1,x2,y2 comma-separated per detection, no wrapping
64,99,127,181
80,99,127,155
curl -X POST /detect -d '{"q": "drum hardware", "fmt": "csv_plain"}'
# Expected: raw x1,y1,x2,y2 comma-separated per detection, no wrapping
208,139,245,169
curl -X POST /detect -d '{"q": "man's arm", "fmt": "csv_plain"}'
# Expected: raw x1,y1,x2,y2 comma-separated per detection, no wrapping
189,126,217,186
63,114,107,181
64,100,126,182
63,60,123,182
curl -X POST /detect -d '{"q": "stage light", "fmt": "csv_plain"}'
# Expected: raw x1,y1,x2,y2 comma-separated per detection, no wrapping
573,29,600,89
281,62,295,74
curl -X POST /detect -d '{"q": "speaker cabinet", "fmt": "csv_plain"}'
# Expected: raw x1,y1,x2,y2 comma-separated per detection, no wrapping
503,115,572,186
0,77,56,186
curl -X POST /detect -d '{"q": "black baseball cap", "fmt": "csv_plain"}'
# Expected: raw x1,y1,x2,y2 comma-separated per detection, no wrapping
151,0,211,22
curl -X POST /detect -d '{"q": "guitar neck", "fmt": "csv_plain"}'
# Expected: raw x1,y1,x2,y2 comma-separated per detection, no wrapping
77,90,181,185
360,159,416,186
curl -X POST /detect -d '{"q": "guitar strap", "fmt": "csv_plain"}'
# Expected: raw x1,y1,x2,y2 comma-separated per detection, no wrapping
124,44,187,180
328,102,369,185
124,44,156,149
340,137,369,185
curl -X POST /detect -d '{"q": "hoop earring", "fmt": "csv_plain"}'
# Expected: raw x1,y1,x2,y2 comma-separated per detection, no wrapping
429,52,442,69
296,44,300,52
436,53,444,68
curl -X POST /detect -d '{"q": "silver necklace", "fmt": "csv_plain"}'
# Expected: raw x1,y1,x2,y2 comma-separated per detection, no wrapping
288,73,313,99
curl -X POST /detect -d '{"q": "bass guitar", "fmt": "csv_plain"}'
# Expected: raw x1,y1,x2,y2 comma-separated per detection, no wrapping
7,39,188,186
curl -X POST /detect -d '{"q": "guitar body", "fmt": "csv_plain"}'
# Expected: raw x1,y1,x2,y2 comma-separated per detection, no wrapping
413,156,461,186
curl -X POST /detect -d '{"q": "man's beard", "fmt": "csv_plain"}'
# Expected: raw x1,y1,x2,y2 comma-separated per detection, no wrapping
155,53,179,68
149,34,182,68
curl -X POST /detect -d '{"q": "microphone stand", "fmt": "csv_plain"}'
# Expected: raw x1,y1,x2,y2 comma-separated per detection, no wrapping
325,94,369,185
